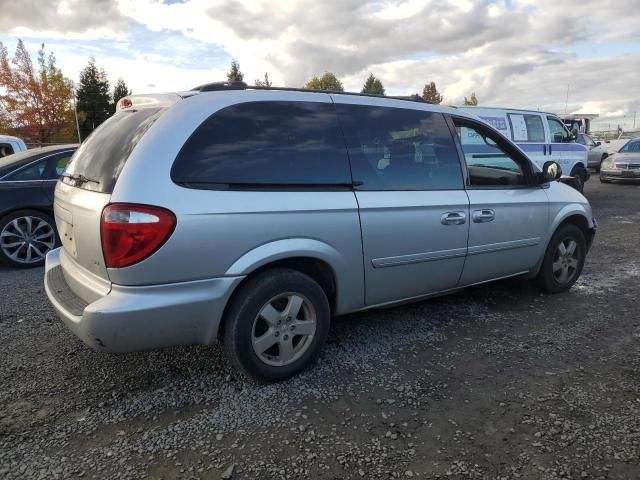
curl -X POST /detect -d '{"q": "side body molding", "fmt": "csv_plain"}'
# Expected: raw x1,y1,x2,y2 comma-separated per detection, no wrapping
225,238,365,315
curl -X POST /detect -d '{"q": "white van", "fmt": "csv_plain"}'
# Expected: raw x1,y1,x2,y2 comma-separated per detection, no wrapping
0,135,27,158
457,107,589,191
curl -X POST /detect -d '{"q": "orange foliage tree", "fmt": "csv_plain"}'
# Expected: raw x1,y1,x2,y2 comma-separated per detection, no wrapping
0,39,75,144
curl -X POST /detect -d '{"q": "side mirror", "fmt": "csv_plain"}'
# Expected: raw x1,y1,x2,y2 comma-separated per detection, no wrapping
539,161,562,183
595,141,601,146
553,132,564,143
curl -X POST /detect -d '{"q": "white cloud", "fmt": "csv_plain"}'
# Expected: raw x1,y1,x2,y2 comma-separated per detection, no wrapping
1,0,639,130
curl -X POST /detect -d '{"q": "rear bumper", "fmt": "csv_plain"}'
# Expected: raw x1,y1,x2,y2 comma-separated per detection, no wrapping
44,248,244,352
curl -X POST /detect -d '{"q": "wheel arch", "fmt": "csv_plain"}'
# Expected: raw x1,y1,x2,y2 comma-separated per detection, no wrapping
528,208,594,278
218,238,364,337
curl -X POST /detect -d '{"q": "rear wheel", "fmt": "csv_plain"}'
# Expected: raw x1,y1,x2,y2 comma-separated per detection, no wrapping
537,225,586,293
570,165,586,192
0,210,57,268
223,268,330,382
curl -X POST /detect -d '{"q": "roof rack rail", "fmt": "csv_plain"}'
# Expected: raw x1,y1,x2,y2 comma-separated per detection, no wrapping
190,81,431,104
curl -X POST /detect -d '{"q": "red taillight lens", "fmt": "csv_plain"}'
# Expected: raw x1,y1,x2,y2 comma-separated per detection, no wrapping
101,204,176,268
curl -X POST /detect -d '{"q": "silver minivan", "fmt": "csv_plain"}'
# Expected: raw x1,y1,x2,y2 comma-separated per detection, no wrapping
45,82,596,381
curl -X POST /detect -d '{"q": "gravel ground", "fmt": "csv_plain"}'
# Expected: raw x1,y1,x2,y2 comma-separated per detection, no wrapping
1,179,639,480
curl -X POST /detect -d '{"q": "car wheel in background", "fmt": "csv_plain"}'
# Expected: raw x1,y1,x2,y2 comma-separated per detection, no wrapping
0,210,58,268
537,224,586,294
595,153,608,173
223,268,331,382
569,166,586,192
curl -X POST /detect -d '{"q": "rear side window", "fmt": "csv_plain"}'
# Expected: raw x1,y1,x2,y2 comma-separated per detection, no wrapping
507,113,545,143
172,101,351,187
6,159,47,181
335,104,463,190
63,108,164,192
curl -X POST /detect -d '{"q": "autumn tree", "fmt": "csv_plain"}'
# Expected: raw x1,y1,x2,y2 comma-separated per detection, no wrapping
422,81,443,104
76,58,110,140
464,92,479,105
361,73,385,95
227,59,244,82
0,40,75,144
254,72,272,87
304,72,344,92
110,77,131,114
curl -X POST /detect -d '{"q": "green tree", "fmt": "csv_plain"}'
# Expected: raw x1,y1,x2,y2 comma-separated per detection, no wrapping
422,81,443,104
227,59,244,82
304,72,344,92
464,92,479,105
254,72,272,87
361,73,385,95
76,58,110,140
110,77,131,114
0,40,75,144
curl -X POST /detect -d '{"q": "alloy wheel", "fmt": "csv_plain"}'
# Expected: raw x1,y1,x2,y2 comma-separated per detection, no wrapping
251,293,317,367
0,216,56,265
552,239,580,284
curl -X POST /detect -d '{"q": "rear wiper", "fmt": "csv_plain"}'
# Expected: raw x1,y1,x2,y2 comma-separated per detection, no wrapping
61,173,100,185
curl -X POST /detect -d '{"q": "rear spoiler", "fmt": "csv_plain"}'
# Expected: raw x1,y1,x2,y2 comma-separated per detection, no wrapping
116,92,198,112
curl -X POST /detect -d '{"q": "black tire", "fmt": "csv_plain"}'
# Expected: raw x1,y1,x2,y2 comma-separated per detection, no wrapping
222,268,330,382
537,225,586,294
0,210,58,268
595,153,608,173
569,166,586,192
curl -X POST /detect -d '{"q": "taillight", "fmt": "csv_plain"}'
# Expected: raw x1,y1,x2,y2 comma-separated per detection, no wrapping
101,204,176,268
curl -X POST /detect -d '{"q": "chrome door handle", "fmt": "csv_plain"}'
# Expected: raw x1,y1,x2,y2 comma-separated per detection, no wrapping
441,211,467,225
472,209,495,223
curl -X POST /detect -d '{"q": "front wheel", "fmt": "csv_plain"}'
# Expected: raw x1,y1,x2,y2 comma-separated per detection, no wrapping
0,210,58,268
537,225,586,293
223,268,330,382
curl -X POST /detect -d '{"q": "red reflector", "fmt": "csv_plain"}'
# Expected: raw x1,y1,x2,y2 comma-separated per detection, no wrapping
101,204,176,268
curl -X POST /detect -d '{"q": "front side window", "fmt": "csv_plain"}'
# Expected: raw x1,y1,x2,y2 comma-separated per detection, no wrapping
335,104,463,190
547,116,570,143
454,118,528,187
507,113,545,143
44,152,74,179
172,101,351,187
576,134,586,145
6,160,47,181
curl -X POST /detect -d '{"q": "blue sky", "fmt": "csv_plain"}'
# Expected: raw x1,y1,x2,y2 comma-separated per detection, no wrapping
1,0,639,130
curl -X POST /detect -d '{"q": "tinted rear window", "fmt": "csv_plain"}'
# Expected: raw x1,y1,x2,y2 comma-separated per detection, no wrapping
63,108,164,192
171,101,351,187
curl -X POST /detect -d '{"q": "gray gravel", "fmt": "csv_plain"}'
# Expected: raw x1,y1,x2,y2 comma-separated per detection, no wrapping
1,179,639,479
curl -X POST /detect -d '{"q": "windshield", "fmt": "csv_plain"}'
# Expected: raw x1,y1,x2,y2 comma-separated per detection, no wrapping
620,140,640,153
62,108,165,193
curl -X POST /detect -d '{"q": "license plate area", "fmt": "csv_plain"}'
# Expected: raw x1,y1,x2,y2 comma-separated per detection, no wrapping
621,170,635,177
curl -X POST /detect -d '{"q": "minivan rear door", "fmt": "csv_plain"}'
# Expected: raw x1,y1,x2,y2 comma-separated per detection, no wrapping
334,98,469,306
54,108,166,280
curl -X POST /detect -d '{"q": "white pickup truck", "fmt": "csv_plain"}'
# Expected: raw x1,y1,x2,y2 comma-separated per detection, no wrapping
0,135,27,158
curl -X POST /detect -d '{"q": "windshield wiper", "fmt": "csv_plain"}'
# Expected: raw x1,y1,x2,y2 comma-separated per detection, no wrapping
61,173,100,185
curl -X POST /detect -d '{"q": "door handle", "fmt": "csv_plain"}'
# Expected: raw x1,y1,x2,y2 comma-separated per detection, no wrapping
543,144,547,155
441,211,466,226
549,144,553,155
472,209,495,223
